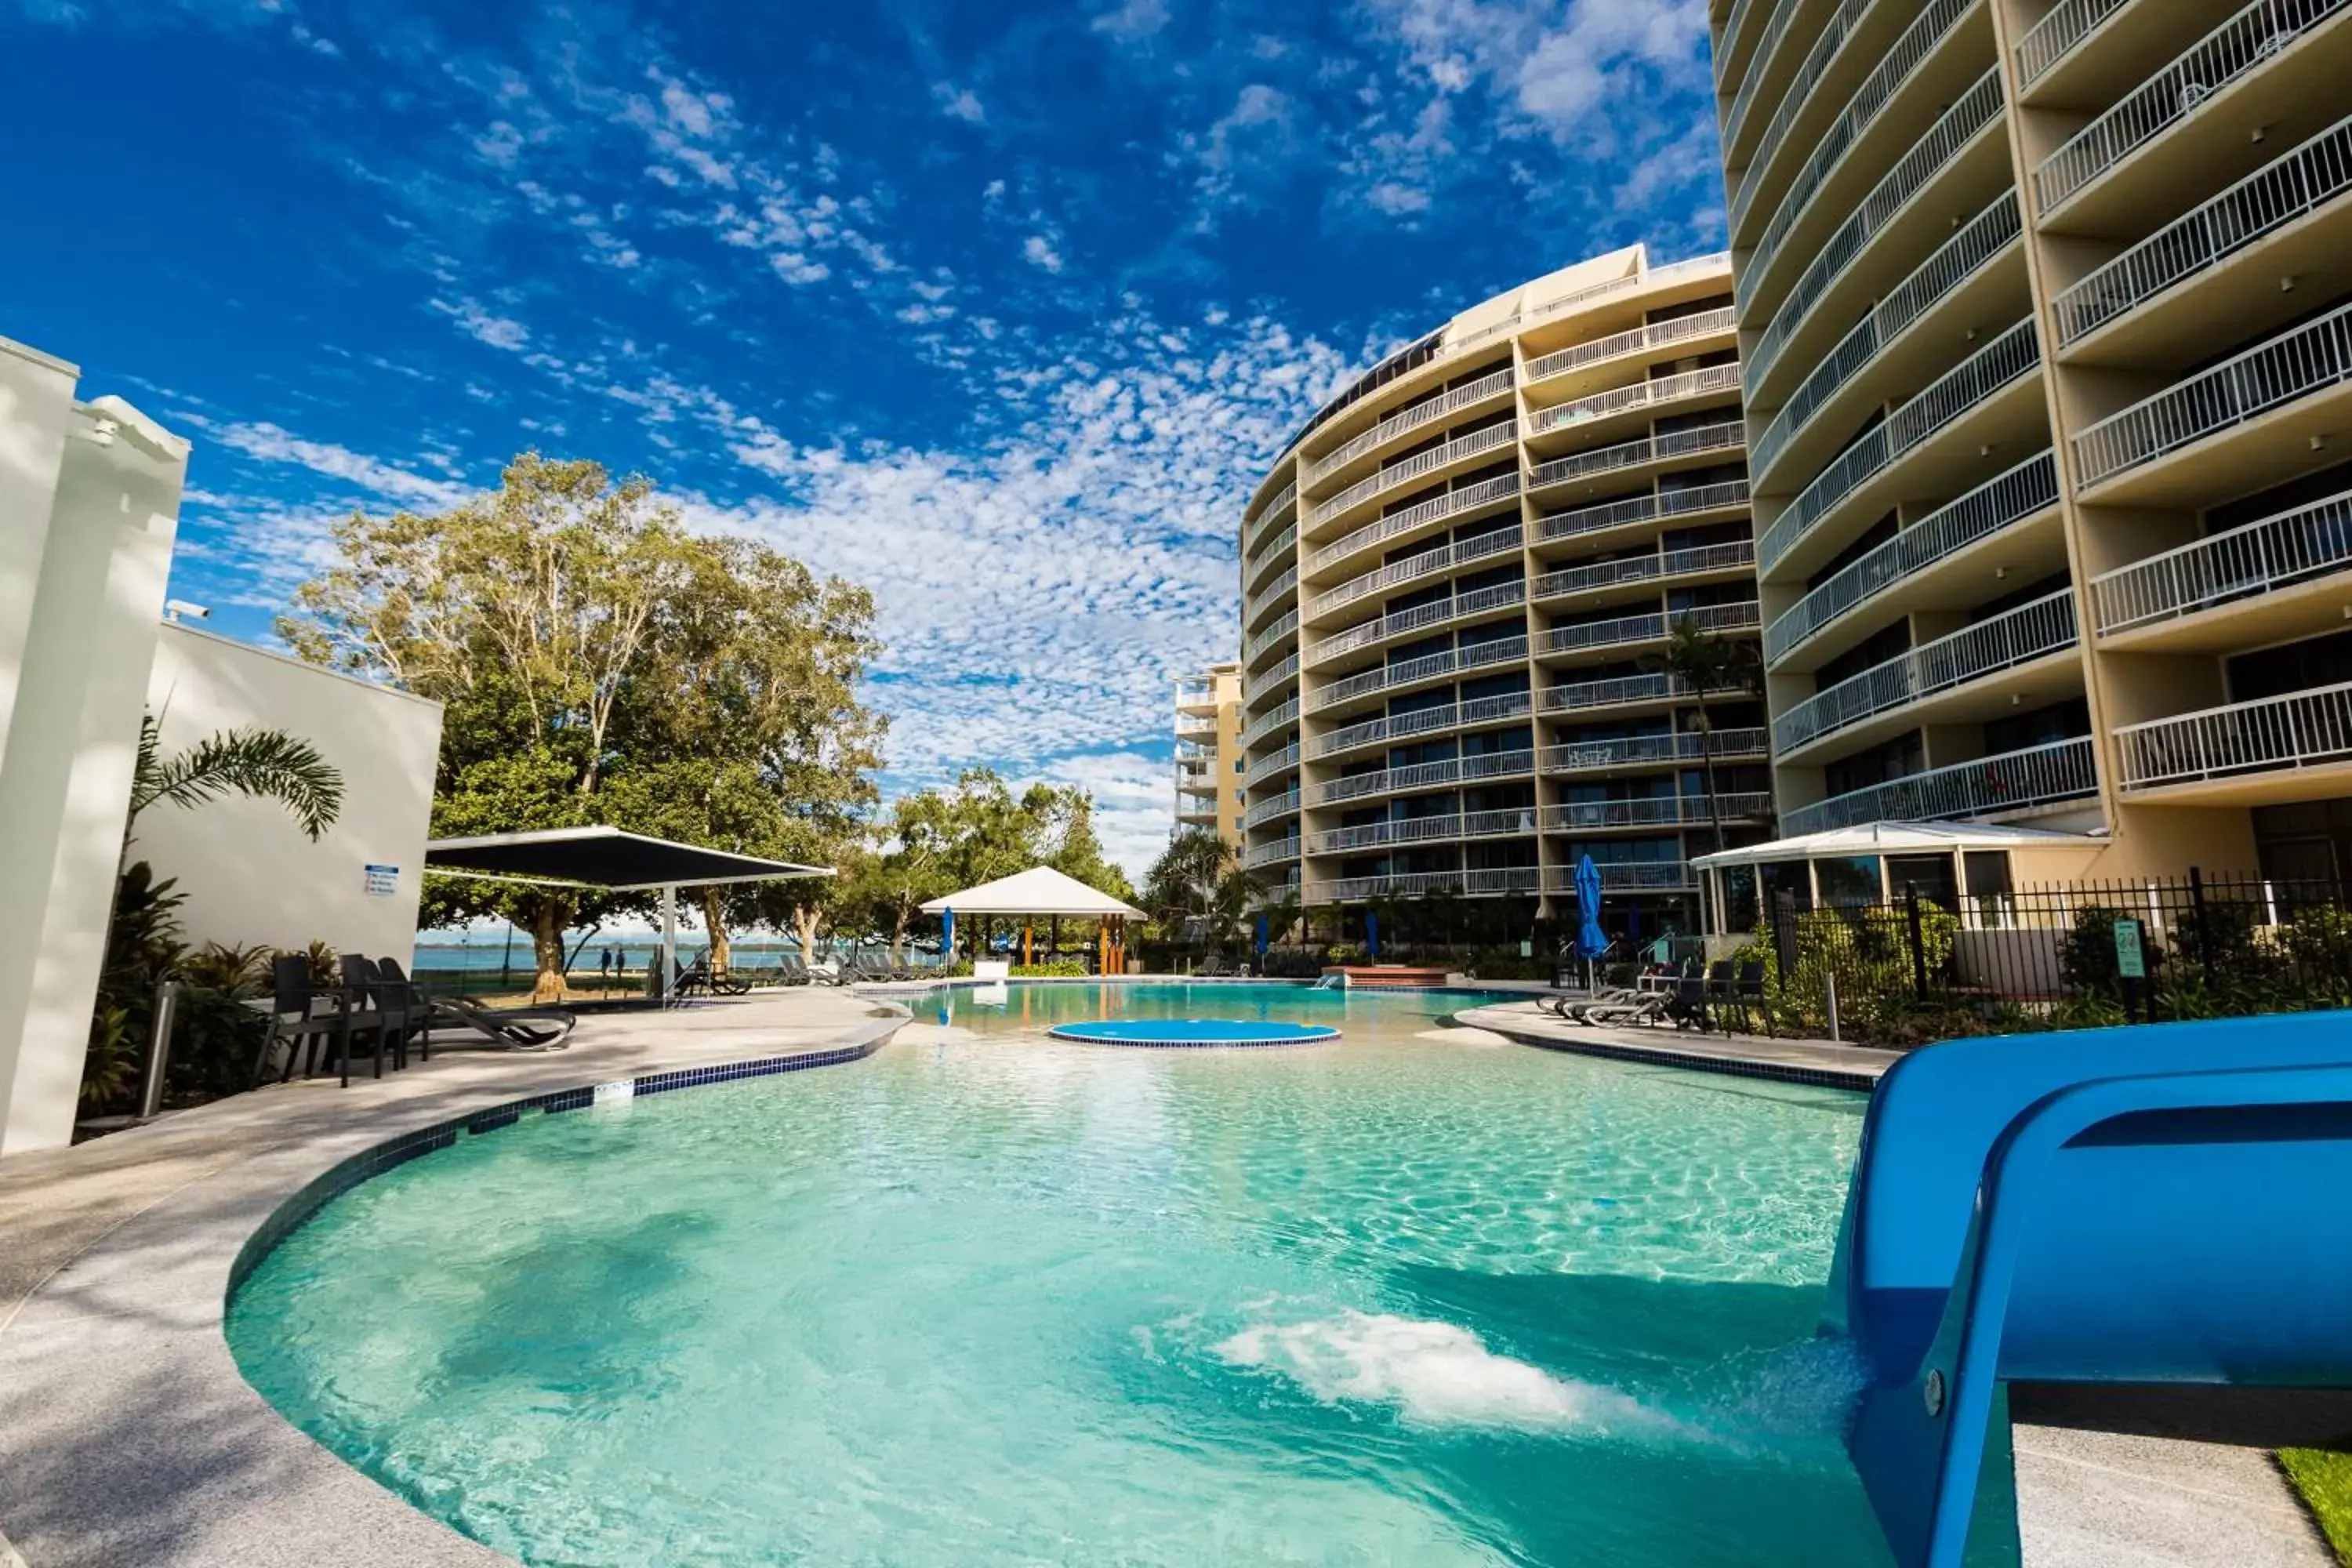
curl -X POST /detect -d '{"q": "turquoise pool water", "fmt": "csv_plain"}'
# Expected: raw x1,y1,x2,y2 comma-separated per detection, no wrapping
929,978,1523,1040
229,993,1893,1566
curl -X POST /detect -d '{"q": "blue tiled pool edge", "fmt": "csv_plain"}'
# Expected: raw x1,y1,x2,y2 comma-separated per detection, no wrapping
1046,1018,1341,1047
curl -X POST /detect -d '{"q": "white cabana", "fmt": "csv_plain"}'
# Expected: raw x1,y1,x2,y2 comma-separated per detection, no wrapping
1690,821,2105,933
922,866,1145,971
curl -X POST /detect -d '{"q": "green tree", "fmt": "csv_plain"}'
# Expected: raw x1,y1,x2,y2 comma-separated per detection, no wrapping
129,715,345,843
1143,829,1257,953
1639,615,1763,858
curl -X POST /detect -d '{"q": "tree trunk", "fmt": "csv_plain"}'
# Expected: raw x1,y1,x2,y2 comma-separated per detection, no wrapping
1692,698,1726,858
530,898,568,1004
890,907,909,967
792,902,826,971
700,887,731,974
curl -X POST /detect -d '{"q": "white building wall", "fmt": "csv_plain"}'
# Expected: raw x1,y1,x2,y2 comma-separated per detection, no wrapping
140,624,442,970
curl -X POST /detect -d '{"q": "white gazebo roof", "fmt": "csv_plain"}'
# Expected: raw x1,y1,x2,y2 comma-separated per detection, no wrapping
1690,821,2102,872
920,866,1145,919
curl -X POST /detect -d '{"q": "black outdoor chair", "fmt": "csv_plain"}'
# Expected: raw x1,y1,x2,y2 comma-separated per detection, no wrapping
256,953,339,1086
336,955,404,1083
373,957,434,1066
1663,970,1713,1033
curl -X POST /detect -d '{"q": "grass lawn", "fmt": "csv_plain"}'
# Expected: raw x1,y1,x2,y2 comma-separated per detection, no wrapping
2279,1447,2352,1564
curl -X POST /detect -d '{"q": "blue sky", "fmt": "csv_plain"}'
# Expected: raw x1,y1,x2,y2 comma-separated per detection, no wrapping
3,0,1724,873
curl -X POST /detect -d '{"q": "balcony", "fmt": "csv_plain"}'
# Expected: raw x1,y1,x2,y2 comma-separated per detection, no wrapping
1306,473,1522,577
1751,192,2024,485
2072,299,2352,500
1175,713,1218,739
1305,638,1530,715
1738,0,1982,310
1541,728,1769,775
2033,0,2352,222
1306,582,1527,670
2092,485,2352,649
1243,697,1299,747
1442,252,1731,363
1242,477,1297,554
1534,481,1753,550
1526,421,1745,497
1541,793,1773,832
1765,452,2063,670
1780,737,2098,834
1245,742,1299,788
1245,565,1298,626
1773,592,2080,759
1245,608,1299,664
1311,750,1537,807
1758,317,2042,580
1533,543,1755,607
1724,0,1868,182
1312,692,1534,760
1246,522,1296,587
2115,679,2352,801
1177,801,1219,825
1247,653,1300,704
1521,309,1737,399
1244,837,1302,870
1305,867,1544,903
1244,789,1301,829
1305,422,1519,531
1304,368,1514,488
1175,681,1219,711
1750,67,2008,395
1307,524,1525,622
1527,363,1743,440
1538,601,1761,661
1538,673,1744,716
1308,809,1538,855
1541,862,1700,893
2015,0,2132,88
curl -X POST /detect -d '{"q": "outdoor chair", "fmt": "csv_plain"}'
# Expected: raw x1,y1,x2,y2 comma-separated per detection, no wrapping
372,957,435,1066
1731,959,1769,1036
668,956,713,1005
707,963,753,996
330,955,397,1084
1664,971,1713,1033
1197,953,1233,978
255,953,340,1086
423,993,575,1050
779,954,812,986
1577,989,1670,1028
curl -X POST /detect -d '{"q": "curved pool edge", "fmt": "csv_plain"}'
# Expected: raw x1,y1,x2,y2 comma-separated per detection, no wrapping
1458,1004,1892,1092
0,992,909,1568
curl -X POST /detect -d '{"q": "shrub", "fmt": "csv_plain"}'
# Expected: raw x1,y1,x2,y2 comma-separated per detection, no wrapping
1010,961,1088,978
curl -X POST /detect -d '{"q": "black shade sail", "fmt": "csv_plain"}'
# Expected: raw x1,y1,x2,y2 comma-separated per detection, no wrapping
425,827,833,891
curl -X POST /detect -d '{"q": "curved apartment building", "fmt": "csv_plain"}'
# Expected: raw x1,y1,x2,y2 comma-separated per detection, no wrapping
1236,245,1771,924
1713,0,2352,882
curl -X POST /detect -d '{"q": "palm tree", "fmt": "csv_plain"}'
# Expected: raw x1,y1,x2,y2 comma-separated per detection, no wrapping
1640,615,1750,858
129,714,346,843
1144,828,1258,954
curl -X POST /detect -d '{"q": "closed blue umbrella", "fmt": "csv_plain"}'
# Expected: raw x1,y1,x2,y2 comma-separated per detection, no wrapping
941,907,954,963
1364,909,1380,960
1575,855,1608,961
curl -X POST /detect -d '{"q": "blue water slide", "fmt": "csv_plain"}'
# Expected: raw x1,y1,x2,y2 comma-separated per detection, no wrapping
1826,1011,2352,1567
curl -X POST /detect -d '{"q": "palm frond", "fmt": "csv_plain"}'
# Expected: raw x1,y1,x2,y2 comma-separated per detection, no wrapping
130,725,347,840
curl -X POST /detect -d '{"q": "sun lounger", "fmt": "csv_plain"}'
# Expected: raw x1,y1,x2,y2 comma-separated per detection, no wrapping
423,993,576,1049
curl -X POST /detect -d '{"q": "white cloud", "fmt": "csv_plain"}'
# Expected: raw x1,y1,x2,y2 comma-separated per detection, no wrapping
931,82,986,124
1022,234,1065,273
1091,0,1170,41
176,415,473,511
430,296,531,350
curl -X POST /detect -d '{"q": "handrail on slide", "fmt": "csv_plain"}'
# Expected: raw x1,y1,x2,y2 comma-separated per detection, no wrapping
1827,1011,2352,1566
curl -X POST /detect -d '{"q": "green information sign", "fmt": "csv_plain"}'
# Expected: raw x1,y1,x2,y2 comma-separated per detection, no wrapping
2114,917,2147,981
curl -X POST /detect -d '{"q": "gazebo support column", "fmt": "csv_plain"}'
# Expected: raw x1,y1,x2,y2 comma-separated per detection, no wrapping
659,883,677,1000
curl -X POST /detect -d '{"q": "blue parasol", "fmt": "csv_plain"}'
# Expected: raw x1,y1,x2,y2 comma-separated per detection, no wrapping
940,907,955,963
1574,855,1608,961
1364,909,1380,960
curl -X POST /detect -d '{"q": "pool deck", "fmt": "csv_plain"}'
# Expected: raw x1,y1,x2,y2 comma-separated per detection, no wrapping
1457,1000,1901,1089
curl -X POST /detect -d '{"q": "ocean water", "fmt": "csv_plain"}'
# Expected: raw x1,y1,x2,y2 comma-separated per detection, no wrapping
229,1011,1895,1566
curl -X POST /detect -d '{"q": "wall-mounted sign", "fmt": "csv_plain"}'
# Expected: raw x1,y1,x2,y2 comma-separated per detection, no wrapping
2113,917,2145,980
364,864,400,898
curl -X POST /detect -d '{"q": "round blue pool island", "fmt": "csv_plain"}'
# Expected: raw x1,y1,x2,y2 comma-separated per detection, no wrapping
1045,1018,1340,1048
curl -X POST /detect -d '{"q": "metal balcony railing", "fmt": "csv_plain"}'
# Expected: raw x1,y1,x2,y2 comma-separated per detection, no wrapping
1541,728,1769,774
1245,608,1298,663
1773,592,2078,753
1726,0,1870,183
1523,309,1737,386
2053,115,2352,348
1307,472,1522,574
1247,653,1299,704
1246,522,1296,583
1304,369,1514,486
2115,678,2352,789
2074,299,2352,489
1534,543,1755,604
1535,481,1754,548
1245,742,1300,787
1542,862,1700,893
2016,0,2132,87
1176,681,1217,707
1176,713,1218,737
2092,485,2352,636
1436,253,1733,362
1305,639,1530,714
2035,0,2351,216
1306,582,1527,668
1739,0,1980,307
1308,809,1539,855
1765,452,2060,667
1538,673,1740,713
1529,363,1743,437
1243,697,1299,747
1244,789,1301,829
1541,601,1761,659
1307,525,1524,619
1310,750,1536,806
1243,477,1297,543
1752,193,2023,480
1305,422,1519,528
1759,318,2041,575
1246,565,1298,626
1751,67,2006,391
1780,736,2098,834
1312,693,1534,759
1243,837,1302,870
1541,793,1773,832
1527,421,1745,495
1305,868,1544,902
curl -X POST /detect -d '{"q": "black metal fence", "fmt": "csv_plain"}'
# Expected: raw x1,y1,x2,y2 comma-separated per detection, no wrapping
1760,870,2352,1046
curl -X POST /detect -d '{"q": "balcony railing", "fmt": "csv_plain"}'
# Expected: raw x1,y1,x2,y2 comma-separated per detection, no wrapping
1541,793,1773,831
1781,737,2098,833
2053,115,2352,348
1523,308,1737,386
1759,318,2041,575
1243,477,1297,544
1310,750,1537,806
1536,481,1754,547
1247,522,1296,583
1305,868,1544,903
1541,601,1761,659
2115,678,2352,789
1244,837,1302,870
1243,697,1299,747
2016,0,2131,87
2034,0,2351,216
1527,420,1745,495
1304,368,1515,485
1752,193,2023,480
1305,422,1519,528
1726,0,1870,184
1247,653,1300,703
1538,673,1741,714
1765,451,2061,666
1306,582,1527,668
1307,472,1522,574
1176,713,1218,737
1751,67,2006,391
2092,485,2352,636
1774,592,2078,754
1305,638,1530,714
1529,363,1743,437
1436,252,1733,361
1246,565,1298,625
1308,808,1541,855
1541,728,1769,774
1740,0,1980,307
1244,789,1301,829
1245,608,1298,663
1312,693,1534,758
1534,543,1755,604
1308,524,1524,619
2074,299,2352,489
1542,862,1699,893
1245,742,1299,787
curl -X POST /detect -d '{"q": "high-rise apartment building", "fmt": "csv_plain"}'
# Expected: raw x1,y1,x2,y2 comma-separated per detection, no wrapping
1711,0,2352,884
1174,661,1246,848
1235,246,1772,927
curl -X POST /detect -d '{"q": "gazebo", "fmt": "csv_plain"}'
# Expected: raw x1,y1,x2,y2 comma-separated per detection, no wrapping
1690,821,2103,934
920,866,1145,975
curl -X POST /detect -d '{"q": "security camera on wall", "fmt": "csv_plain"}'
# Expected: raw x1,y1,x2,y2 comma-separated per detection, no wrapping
164,600,211,622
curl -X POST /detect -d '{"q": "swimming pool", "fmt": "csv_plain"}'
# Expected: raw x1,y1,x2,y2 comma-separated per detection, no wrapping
228,996,1898,1566
927,977,1525,1041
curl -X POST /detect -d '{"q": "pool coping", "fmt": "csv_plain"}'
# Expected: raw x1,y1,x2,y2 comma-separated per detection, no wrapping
0,996,909,1568
1458,1003,1896,1091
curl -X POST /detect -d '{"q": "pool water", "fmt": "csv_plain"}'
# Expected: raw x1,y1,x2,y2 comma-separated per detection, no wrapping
229,996,1896,1566
931,978,1523,1040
